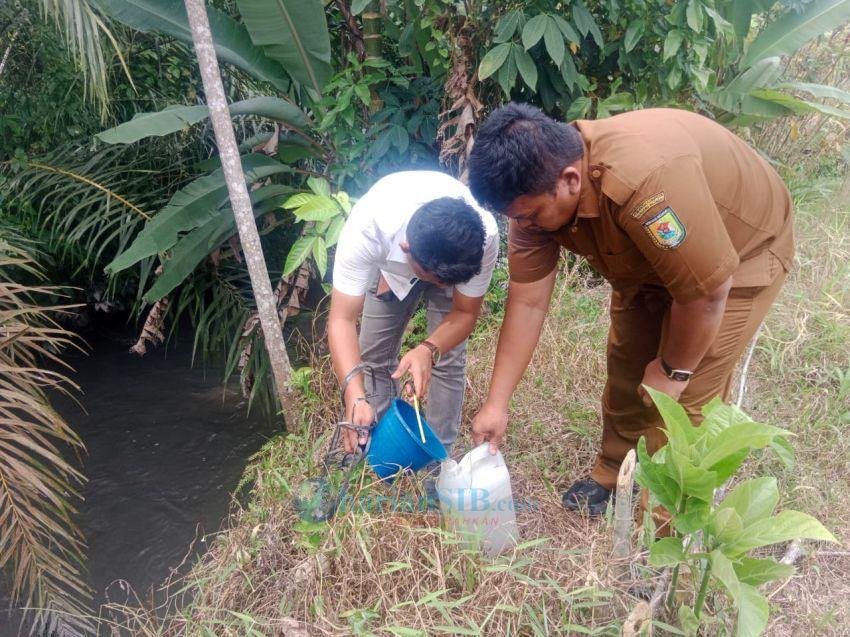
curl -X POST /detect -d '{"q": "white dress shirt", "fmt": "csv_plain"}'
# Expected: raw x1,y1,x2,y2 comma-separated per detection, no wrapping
332,171,499,300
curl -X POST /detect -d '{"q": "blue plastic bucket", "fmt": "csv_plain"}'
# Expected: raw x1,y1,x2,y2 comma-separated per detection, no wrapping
367,398,447,481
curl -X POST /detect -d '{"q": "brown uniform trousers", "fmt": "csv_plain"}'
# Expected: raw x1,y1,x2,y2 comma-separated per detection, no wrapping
507,108,795,489
596,271,785,488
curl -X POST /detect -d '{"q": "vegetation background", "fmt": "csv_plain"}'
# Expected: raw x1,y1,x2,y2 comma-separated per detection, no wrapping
0,0,848,635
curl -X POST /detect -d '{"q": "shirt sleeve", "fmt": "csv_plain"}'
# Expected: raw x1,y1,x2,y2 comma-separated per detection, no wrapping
617,155,739,304
331,199,384,297
507,219,560,283
456,230,499,298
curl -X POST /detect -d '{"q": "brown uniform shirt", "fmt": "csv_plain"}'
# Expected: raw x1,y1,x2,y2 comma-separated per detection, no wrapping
508,108,795,303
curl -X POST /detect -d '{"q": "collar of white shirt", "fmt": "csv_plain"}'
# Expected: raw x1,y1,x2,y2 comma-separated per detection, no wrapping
379,240,419,300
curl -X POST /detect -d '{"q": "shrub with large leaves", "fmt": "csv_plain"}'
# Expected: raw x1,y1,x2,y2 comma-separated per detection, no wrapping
638,388,838,637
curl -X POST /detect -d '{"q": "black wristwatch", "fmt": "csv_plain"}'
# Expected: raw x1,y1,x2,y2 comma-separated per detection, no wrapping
419,339,441,365
661,358,694,382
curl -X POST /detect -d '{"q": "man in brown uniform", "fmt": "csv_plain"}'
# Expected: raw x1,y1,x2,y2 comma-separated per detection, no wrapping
467,103,793,515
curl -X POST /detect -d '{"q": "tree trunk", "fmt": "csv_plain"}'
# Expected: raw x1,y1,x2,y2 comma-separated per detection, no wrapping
184,0,300,428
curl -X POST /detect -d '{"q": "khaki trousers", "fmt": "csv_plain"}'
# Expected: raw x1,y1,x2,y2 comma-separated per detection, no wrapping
589,272,787,490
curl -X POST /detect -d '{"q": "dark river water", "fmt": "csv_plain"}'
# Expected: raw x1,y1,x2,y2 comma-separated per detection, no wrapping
0,329,280,635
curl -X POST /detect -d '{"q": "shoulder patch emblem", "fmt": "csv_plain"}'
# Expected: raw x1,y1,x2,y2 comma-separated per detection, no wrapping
643,207,686,249
630,191,665,218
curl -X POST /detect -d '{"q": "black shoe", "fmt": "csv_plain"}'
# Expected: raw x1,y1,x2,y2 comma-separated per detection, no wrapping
562,478,612,517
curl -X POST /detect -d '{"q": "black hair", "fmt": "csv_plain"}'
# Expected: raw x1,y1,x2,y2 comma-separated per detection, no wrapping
468,102,584,212
407,196,485,286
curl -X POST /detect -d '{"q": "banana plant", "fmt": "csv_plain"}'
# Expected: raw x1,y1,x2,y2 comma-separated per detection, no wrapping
706,0,850,122
638,388,838,637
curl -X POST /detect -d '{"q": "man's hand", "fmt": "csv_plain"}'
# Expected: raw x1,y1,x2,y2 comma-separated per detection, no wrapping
471,401,509,454
343,398,375,453
391,345,433,397
638,356,690,407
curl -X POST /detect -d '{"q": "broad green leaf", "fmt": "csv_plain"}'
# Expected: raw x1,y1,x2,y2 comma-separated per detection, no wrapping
479,43,512,80
312,236,328,278
544,19,566,66
623,19,645,53
351,0,372,15
497,48,518,96
283,235,317,276
782,81,850,104
514,47,538,91
107,154,290,273
646,387,696,450
724,510,838,555
736,583,769,637
333,191,352,214
292,195,342,222
705,7,734,40
325,215,346,247
725,57,783,94
97,0,290,92
699,421,788,470
686,0,704,32
307,177,331,198
698,397,750,442
674,498,711,534
677,605,700,636
282,192,314,209
496,47,519,98
142,185,291,301
560,54,581,91
711,549,742,602
750,89,850,119
663,30,685,61
494,9,522,44
717,477,778,527
770,437,795,470
566,96,591,120
635,437,681,512
667,66,683,91
712,507,744,543
733,557,794,586
648,536,685,567
552,15,581,44
572,2,604,47
708,448,746,484
731,0,754,38
522,14,548,50
236,0,333,95
742,0,850,68
97,97,309,144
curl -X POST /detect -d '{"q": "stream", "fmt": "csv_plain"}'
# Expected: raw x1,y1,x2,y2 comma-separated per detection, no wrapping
0,326,280,635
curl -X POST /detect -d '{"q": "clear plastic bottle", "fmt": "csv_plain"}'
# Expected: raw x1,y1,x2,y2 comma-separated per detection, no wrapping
437,443,519,556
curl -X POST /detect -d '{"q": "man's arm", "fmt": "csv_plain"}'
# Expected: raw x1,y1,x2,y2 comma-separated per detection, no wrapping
327,288,372,452
639,274,733,405
472,268,558,453
392,289,485,397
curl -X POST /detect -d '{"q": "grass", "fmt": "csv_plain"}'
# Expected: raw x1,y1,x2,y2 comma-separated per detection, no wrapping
102,175,849,636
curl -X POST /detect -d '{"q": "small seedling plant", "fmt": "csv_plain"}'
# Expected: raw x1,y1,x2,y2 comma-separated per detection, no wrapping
637,388,837,636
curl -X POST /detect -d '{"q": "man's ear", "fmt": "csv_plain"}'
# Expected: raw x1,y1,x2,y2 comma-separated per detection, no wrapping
559,163,582,195
400,240,411,254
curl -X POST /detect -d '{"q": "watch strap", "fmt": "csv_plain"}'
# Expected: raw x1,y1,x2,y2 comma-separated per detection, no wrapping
420,339,441,365
661,358,694,382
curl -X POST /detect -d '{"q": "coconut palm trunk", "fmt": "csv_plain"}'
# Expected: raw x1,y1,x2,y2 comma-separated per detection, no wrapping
184,0,299,427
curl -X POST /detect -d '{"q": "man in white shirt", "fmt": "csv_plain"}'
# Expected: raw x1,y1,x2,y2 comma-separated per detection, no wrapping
328,171,499,458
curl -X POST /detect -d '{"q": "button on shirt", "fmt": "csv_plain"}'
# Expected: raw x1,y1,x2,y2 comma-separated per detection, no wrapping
508,108,794,304
333,171,499,300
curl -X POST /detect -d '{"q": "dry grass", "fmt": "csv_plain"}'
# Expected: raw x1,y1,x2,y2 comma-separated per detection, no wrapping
102,176,849,636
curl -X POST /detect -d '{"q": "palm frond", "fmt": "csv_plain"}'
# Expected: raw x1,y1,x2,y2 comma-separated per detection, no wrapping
4,142,192,296
0,233,93,636
32,0,133,116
